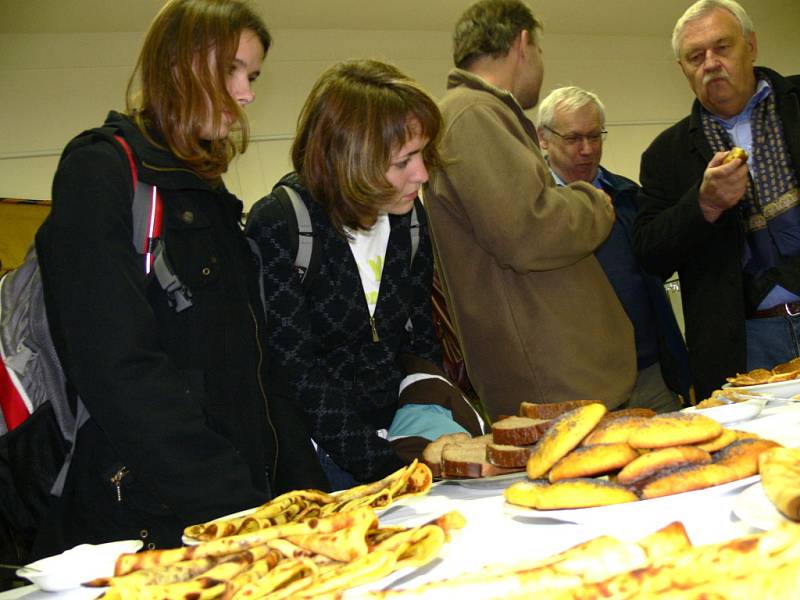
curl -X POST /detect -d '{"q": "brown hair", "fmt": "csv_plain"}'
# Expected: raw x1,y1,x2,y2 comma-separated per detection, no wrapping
126,0,271,180
453,0,542,69
291,59,442,234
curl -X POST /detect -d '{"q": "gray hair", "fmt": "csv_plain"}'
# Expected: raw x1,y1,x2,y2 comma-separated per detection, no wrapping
672,0,753,59
537,86,606,133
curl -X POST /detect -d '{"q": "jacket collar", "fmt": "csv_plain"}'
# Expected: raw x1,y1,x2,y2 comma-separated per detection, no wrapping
103,111,218,192
446,68,539,145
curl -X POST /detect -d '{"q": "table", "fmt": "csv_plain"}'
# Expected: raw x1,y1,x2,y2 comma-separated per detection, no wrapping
4,401,799,599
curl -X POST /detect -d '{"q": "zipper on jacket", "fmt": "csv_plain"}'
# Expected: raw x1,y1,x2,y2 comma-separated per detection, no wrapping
249,302,279,486
369,316,380,342
110,467,130,503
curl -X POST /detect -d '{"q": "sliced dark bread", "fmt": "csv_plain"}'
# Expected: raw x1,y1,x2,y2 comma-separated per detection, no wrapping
486,443,535,468
421,432,472,478
441,436,520,478
491,416,551,446
519,400,597,420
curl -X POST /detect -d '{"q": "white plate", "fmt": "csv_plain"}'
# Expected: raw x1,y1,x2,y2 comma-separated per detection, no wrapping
16,540,143,592
439,470,528,490
723,378,800,398
504,475,759,524
681,398,766,424
732,481,792,530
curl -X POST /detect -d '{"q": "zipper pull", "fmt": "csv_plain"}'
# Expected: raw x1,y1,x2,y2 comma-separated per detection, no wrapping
110,467,130,503
369,316,380,342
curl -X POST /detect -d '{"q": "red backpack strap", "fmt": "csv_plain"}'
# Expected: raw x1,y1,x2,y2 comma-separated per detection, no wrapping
113,135,162,274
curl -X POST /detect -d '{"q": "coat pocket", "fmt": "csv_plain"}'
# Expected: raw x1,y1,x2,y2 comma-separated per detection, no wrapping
162,206,221,289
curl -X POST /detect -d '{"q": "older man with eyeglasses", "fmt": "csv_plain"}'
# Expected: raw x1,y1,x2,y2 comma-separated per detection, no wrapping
634,0,800,401
424,0,637,420
538,86,690,412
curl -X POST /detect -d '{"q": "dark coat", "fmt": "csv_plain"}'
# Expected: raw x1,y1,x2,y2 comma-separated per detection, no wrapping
33,112,323,557
633,68,800,400
600,168,691,399
245,173,444,483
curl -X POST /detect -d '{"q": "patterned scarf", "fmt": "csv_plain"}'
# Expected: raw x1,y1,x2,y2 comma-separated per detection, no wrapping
701,80,800,306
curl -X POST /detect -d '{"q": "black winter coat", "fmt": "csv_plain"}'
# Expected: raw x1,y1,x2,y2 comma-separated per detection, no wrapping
633,68,800,400
33,112,323,557
245,173,442,483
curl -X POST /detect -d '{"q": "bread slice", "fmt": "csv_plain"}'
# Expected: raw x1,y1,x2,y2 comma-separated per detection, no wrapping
441,437,520,478
486,443,535,468
422,432,472,478
519,400,597,420
491,416,551,446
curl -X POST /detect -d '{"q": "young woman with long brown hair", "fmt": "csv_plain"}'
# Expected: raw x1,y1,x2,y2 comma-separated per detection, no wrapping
29,0,323,558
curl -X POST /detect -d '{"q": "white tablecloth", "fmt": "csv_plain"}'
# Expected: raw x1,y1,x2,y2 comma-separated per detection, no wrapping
4,401,800,599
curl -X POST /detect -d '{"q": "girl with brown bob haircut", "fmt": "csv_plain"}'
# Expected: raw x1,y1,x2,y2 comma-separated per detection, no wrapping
247,60,483,490
30,0,325,559
292,59,443,235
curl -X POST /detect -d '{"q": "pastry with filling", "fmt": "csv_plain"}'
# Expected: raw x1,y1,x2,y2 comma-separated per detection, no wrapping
549,443,638,482
526,403,608,479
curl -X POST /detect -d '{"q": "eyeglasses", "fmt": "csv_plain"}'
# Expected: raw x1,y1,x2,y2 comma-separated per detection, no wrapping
544,126,607,146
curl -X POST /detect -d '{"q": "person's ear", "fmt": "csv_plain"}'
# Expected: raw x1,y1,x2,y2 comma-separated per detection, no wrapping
537,127,549,151
516,29,530,62
747,31,758,64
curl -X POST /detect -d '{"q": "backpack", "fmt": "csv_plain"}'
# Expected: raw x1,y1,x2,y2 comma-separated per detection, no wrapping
273,185,419,289
0,129,187,561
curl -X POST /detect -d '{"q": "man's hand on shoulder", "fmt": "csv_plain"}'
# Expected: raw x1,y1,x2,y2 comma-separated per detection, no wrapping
598,189,615,222
698,151,749,223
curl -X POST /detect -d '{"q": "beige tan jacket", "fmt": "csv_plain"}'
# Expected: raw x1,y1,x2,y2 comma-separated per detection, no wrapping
425,69,636,419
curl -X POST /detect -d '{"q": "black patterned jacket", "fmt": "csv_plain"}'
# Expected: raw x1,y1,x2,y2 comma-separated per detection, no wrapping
245,173,442,482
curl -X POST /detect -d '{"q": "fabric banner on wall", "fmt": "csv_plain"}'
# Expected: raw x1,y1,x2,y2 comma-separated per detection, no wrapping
0,199,51,275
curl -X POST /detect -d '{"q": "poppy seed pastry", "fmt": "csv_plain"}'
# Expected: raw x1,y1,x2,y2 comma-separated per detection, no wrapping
627,412,722,449
694,428,737,453
548,443,639,482
582,416,651,446
640,463,739,499
617,445,711,486
526,403,608,479
506,478,638,509
713,437,781,479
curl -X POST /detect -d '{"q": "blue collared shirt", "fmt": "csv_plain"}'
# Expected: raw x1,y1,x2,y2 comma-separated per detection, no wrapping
711,78,771,178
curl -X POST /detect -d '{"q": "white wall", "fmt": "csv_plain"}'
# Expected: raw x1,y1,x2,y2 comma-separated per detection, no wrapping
1,7,798,211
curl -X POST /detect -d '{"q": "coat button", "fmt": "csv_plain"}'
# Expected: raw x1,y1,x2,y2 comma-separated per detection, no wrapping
181,211,194,224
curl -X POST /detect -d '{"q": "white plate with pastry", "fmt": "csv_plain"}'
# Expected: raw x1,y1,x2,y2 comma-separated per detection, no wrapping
439,470,528,490
681,398,766,424
723,378,800,399
732,481,791,530
16,540,143,592
504,475,759,525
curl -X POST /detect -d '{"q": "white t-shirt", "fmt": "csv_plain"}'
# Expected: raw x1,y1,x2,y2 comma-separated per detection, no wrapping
346,213,391,316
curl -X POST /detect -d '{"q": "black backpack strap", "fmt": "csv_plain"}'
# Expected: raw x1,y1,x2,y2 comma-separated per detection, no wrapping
410,205,419,266
275,185,319,291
